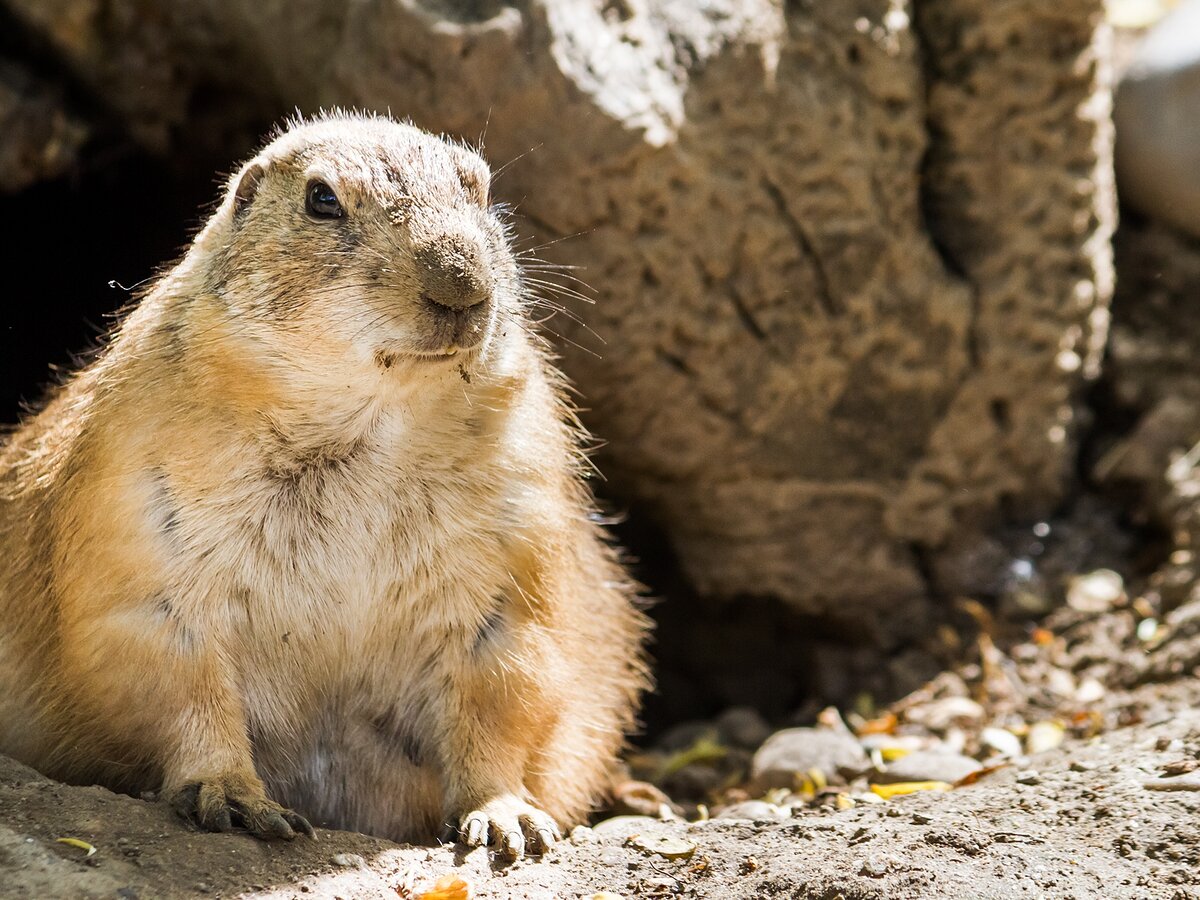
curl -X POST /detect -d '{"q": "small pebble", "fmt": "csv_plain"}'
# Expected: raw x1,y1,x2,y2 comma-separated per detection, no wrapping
904,696,985,731
1027,721,1065,755
982,727,1023,759
715,800,789,822
1075,677,1106,704
592,816,661,838
860,853,900,878
1016,771,1041,786
871,750,982,786
851,792,886,804
750,728,868,791
1144,772,1200,792
1066,569,1124,613
570,825,597,844
716,707,772,750
331,853,365,868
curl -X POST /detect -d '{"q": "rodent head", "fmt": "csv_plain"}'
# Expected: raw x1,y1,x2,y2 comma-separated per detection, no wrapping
208,113,519,375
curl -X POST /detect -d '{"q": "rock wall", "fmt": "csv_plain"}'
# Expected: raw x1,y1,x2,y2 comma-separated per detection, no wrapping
0,0,1115,635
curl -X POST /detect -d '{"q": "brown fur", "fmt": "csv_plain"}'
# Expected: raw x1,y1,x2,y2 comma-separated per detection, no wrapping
0,112,649,856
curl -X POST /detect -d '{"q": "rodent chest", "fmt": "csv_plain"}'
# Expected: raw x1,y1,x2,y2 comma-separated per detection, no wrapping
152,452,514,640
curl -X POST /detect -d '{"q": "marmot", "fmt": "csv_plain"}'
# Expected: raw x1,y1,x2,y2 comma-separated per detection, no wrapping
0,112,649,858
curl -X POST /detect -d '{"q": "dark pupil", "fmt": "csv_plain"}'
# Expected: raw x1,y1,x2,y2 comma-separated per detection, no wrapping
307,182,343,218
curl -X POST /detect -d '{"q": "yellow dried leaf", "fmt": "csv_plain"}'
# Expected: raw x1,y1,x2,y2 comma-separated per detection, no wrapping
659,735,727,777
869,781,951,799
953,763,1009,787
856,712,898,736
628,833,697,860
415,875,472,900
879,746,911,763
56,837,97,857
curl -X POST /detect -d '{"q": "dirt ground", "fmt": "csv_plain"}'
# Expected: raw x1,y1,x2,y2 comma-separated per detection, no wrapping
1,678,1198,900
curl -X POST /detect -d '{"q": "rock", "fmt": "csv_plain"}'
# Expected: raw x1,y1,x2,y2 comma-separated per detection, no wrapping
715,801,789,822
610,781,679,820
569,825,597,845
1143,772,1200,791
1115,0,1200,239
860,853,902,878
0,0,1114,636
660,761,725,801
871,751,983,785
1067,569,1125,613
330,853,364,868
1027,721,1067,755
904,697,985,732
750,728,867,791
715,707,772,750
981,727,1024,759
591,816,662,839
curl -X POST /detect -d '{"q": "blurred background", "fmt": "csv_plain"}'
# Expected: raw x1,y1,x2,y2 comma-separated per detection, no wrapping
1,0,1199,756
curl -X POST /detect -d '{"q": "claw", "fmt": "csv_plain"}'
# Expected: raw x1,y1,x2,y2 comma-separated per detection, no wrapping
287,812,316,839
464,814,487,847
265,812,296,840
455,796,561,860
170,775,312,843
502,830,524,859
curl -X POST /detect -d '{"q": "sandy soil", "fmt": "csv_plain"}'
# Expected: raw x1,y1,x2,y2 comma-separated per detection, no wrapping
2,687,1199,900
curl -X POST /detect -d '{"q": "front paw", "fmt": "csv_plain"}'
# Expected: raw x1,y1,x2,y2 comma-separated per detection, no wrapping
171,771,315,841
455,795,561,859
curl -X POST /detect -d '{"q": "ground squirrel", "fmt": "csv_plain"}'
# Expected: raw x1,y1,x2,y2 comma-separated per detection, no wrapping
0,112,649,858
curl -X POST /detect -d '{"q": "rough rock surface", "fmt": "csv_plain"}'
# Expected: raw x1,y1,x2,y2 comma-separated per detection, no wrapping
0,0,1115,630
1114,0,1200,239
750,727,868,790
2,709,1199,899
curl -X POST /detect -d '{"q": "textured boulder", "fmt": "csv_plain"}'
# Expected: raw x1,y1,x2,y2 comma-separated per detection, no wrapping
1114,0,1200,239
0,0,1116,633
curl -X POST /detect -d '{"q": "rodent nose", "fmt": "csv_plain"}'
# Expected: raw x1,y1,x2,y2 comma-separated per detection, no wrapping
415,239,490,310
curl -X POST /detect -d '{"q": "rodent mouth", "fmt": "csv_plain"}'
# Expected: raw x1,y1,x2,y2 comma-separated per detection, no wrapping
412,347,469,360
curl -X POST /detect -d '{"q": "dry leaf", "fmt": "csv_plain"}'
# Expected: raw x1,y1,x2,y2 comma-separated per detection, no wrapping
55,837,97,857
658,736,727,778
414,875,472,900
856,712,898,736
628,833,697,860
953,763,1009,787
869,781,951,799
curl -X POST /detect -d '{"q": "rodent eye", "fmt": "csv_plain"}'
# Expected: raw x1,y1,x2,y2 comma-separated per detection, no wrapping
306,181,344,219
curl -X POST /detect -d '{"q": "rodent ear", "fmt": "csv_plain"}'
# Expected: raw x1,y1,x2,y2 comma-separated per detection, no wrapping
233,162,266,218
456,155,491,207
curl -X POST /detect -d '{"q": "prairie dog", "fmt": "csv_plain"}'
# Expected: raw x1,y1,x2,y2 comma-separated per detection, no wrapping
0,112,648,857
